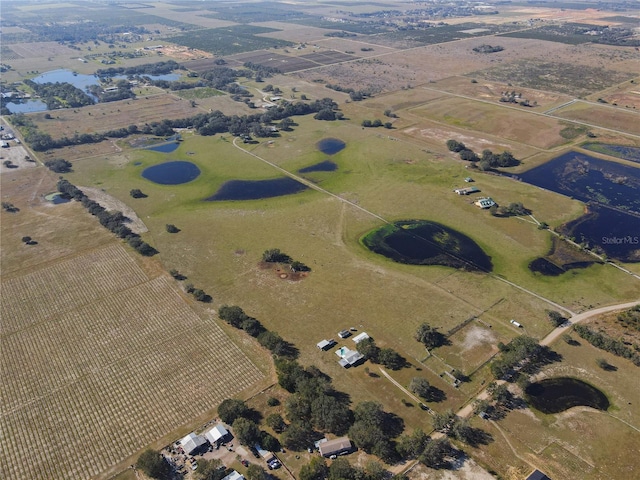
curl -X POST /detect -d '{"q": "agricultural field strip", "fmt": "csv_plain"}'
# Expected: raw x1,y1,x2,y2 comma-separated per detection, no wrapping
0,274,264,479
0,244,147,335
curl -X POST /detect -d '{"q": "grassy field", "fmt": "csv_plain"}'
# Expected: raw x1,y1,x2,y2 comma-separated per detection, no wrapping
554,101,640,136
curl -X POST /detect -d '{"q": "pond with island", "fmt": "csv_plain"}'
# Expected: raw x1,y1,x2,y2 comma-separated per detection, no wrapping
362,220,492,271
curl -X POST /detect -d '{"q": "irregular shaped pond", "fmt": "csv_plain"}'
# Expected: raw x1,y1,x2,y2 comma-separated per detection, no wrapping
362,220,492,271
525,377,609,414
4,99,48,114
142,161,200,185
44,192,71,204
299,160,338,173
206,178,308,201
317,138,345,155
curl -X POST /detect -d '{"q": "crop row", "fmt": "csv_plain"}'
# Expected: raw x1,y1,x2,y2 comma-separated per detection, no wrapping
0,244,147,334
1,286,263,479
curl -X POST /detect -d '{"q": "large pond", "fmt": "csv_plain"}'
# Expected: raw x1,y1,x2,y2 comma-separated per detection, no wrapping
518,151,640,262
146,142,180,153
207,178,308,201
317,138,345,155
142,161,200,185
4,99,49,114
362,220,493,271
299,160,338,173
525,377,609,414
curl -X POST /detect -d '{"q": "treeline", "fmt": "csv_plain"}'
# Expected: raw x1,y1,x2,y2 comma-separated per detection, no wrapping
87,79,134,103
325,83,372,101
57,179,157,256
96,60,182,77
12,96,340,151
356,337,406,370
574,324,640,366
243,61,281,80
472,44,504,53
218,305,297,358
446,139,520,169
24,79,95,109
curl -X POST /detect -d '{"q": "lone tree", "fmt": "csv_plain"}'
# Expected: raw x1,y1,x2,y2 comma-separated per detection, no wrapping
165,224,180,233
547,310,566,327
136,449,172,479
409,377,432,399
262,248,292,263
217,398,250,424
415,323,445,350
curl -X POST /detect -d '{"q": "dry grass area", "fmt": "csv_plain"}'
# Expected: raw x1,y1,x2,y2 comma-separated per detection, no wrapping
554,102,640,136
31,94,199,139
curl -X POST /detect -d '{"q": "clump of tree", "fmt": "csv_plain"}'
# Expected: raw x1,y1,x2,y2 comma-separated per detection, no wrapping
396,429,455,469
499,90,534,107
415,323,447,350
472,44,504,53
184,283,211,302
21,235,37,245
617,304,640,332
194,458,230,480
431,410,491,447
169,269,186,280
217,398,253,424
596,357,616,371
490,335,559,379
136,449,172,480
24,79,95,109
355,337,405,370
2,202,19,212
574,324,640,366
490,202,530,217
262,249,310,272
445,140,520,169
56,178,158,256
44,158,72,173
348,401,403,463
130,188,147,198
276,359,352,446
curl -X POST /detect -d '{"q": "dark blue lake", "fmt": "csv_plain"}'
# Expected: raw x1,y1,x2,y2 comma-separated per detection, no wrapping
299,160,338,173
206,178,308,201
142,161,200,185
146,142,180,153
32,69,99,91
317,138,345,155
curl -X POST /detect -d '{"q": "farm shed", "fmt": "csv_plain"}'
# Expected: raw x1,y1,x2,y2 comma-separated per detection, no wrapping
335,346,364,368
204,423,229,444
352,332,370,344
180,432,208,455
222,471,245,480
338,329,351,339
454,186,480,195
318,436,353,457
317,339,336,350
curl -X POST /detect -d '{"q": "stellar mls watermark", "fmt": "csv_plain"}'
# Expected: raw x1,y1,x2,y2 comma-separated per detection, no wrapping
602,235,639,245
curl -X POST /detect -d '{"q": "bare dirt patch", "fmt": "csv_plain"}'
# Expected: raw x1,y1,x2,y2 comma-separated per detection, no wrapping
461,325,497,351
0,144,38,173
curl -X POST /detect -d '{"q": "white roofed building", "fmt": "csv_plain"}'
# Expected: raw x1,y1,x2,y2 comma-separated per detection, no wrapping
352,332,370,344
180,432,208,455
204,423,229,444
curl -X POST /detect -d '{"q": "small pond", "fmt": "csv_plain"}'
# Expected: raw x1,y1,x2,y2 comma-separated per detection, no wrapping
4,99,49,114
206,177,308,201
146,142,180,153
44,192,71,204
525,377,609,414
299,160,338,173
317,138,345,155
362,220,492,271
142,161,200,185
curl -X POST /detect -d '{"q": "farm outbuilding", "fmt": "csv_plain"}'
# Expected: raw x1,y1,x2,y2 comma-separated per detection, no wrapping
204,423,229,444
475,197,496,209
318,436,353,457
180,432,208,455
335,346,364,368
222,471,245,480
352,332,370,344
317,339,337,350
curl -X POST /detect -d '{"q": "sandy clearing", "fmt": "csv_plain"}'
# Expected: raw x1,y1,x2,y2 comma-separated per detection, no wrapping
80,186,148,234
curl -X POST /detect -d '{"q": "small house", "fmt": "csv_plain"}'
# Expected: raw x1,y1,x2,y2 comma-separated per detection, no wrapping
352,332,370,344
454,186,480,195
318,436,353,457
475,197,496,209
204,423,229,445
179,432,208,455
335,346,364,368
